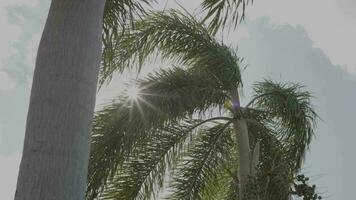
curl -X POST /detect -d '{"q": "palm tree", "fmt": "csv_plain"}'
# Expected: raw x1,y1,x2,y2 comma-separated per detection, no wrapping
15,0,254,199
15,1,154,199
87,10,320,200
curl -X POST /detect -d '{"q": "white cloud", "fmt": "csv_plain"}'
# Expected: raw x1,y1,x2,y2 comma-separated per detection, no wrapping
0,1,21,62
0,0,42,91
0,1,22,92
0,71,17,91
245,0,356,72
0,0,40,58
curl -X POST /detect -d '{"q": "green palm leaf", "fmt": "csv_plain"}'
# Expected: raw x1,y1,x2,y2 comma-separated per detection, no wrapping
168,122,233,200
97,121,195,200
102,0,154,74
223,174,239,200
198,164,235,200
250,80,317,171
201,0,252,34
99,10,242,89
240,115,293,200
255,125,292,200
86,67,229,199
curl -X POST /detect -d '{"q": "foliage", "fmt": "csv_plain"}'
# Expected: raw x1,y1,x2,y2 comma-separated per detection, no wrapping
292,175,322,200
201,0,252,34
88,76,320,200
168,122,234,200
251,80,317,170
99,9,242,89
86,66,230,199
96,121,194,200
102,0,154,77
88,8,321,200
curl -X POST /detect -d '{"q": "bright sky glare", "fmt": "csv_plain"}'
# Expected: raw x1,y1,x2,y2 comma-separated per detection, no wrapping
126,84,141,101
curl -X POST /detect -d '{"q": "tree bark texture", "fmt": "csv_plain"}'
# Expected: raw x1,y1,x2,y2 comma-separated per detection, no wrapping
233,118,251,200
230,86,252,200
15,1,106,199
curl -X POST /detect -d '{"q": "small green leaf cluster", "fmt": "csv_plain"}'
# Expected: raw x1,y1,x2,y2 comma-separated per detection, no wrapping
292,175,322,200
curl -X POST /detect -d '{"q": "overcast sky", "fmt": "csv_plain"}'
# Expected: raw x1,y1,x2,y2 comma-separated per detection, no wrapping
1,0,355,199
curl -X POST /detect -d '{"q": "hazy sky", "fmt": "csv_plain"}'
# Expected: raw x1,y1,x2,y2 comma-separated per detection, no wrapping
1,0,355,199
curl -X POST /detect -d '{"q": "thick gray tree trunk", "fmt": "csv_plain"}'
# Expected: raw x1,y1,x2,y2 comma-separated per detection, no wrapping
15,1,106,199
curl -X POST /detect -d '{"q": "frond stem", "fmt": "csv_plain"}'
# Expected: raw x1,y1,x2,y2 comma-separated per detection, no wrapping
245,92,275,108
190,117,233,130
186,121,233,198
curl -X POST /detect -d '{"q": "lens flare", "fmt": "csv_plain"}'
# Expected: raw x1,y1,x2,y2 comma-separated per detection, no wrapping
127,85,141,100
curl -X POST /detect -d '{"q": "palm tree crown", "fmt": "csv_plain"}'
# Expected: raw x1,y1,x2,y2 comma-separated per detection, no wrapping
88,9,320,200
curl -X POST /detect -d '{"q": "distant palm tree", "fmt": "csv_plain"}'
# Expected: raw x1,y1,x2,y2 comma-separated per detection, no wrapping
87,10,320,200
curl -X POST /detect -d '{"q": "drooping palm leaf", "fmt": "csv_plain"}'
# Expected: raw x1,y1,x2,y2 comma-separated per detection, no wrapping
102,0,154,74
86,67,229,199
201,142,239,200
250,80,317,171
103,0,154,31
99,10,242,89
197,163,235,200
97,121,195,200
201,0,252,34
255,126,292,200
241,115,293,200
223,174,239,200
168,122,234,200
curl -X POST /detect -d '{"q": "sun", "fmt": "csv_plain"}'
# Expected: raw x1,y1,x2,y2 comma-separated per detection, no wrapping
126,84,141,100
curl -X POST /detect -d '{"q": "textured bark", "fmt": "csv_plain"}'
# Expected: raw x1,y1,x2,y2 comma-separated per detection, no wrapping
230,86,251,200
233,118,251,199
251,141,260,176
15,1,106,199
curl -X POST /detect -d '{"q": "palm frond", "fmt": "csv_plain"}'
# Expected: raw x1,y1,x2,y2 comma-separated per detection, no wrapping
250,80,317,171
245,108,322,200
245,118,293,200
102,0,154,74
86,67,228,199
138,67,229,116
257,134,292,200
201,0,252,34
99,9,242,89
198,164,235,200
223,175,239,200
96,121,195,200
168,122,234,200
197,126,238,200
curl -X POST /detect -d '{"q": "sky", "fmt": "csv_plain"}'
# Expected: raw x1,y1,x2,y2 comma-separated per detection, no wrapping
1,0,355,199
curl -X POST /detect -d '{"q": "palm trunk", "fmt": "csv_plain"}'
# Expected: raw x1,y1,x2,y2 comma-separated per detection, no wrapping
230,86,251,200
15,1,106,199
233,118,251,199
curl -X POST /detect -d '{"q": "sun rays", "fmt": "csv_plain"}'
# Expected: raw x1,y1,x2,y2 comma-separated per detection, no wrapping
125,82,162,123
126,84,141,100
